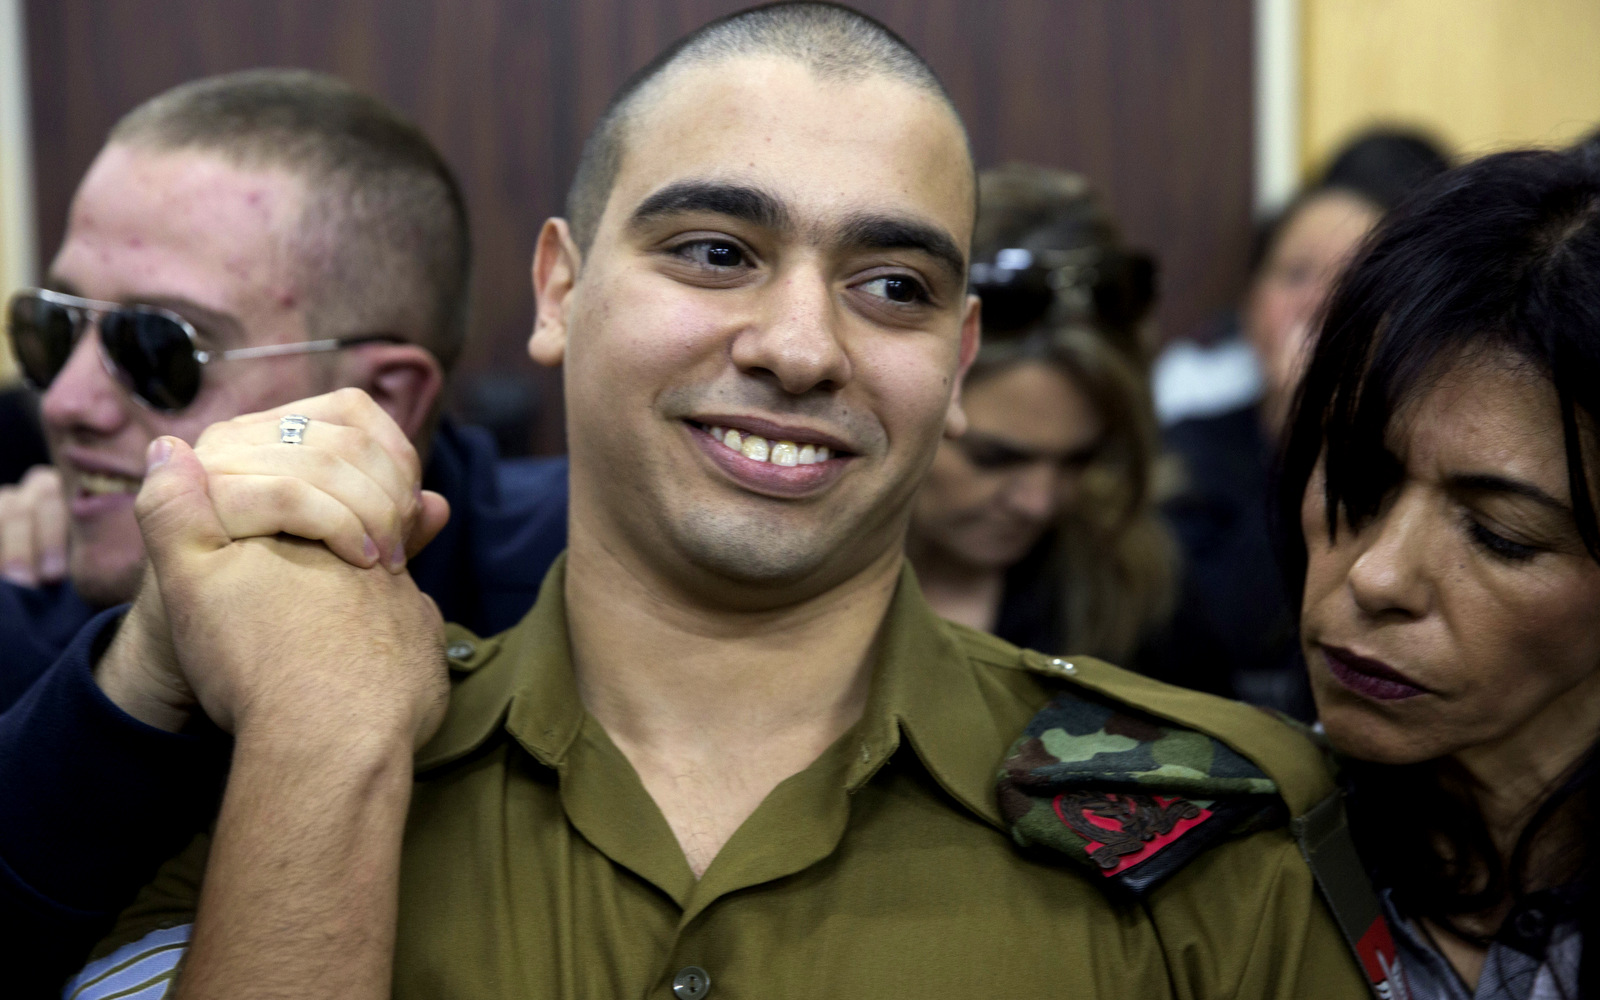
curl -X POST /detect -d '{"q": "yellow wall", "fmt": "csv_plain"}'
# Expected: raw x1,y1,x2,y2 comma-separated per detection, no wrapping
1302,0,1600,175
0,0,28,384
0,169,13,383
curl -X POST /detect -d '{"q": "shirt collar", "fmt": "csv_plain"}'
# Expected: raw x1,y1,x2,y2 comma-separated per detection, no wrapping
417,554,1010,830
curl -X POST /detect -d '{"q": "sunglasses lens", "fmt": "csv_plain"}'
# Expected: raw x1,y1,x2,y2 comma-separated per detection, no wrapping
99,309,200,411
975,284,1054,334
7,294,78,389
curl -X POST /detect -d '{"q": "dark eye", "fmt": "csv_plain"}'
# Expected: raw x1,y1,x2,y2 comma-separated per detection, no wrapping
1468,519,1540,562
676,240,746,269
860,275,929,305
960,438,1031,470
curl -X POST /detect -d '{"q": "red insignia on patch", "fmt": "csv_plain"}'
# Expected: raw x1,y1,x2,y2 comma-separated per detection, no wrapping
1355,916,1409,1000
1052,791,1213,877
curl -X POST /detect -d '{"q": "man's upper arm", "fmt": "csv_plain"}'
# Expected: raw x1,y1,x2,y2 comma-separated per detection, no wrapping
1145,826,1369,1000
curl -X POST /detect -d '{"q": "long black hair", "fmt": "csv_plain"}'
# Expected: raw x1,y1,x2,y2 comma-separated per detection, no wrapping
1279,147,1600,994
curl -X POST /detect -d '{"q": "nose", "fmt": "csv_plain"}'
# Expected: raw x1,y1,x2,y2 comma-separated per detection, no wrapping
1345,487,1432,621
729,267,851,395
39,326,132,437
1003,462,1061,524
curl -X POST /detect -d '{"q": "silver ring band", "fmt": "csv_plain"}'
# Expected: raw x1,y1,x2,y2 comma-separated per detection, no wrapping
279,414,310,445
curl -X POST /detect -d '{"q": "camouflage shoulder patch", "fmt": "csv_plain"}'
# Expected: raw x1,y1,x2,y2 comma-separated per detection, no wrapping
998,688,1285,897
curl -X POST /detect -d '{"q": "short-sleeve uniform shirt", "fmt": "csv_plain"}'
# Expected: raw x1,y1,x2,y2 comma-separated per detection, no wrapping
81,557,1369,1000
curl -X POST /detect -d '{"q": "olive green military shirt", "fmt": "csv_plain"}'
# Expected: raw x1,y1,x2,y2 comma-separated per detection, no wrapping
80,557,1368,1000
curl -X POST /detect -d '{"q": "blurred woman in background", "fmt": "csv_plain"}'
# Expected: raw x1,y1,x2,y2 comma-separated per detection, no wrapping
908,164,1176,668
1163,128,1450,716
1285,147,1600,997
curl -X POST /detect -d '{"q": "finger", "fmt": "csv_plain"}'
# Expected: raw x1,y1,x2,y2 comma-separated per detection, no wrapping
0,488,39,586
21,467,68,582
136,438,231,584
403,490,453,562
208,475,380,569
216,388,420,487
200,444,406,566
199,411,422,537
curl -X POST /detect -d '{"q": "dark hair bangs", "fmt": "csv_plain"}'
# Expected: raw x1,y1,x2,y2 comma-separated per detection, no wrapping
1282,149,1600,598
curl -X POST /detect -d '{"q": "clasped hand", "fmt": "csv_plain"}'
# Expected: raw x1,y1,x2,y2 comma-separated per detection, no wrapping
100,388,452,749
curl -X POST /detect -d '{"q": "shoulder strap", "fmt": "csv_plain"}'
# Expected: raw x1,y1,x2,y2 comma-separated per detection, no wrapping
1292,791,1411,1000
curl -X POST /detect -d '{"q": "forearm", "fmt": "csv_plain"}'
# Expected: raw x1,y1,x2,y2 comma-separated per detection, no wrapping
176,724,415,1000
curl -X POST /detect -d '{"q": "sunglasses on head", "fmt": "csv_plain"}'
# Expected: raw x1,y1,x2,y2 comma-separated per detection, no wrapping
969,246,1156,338
6,288,405,413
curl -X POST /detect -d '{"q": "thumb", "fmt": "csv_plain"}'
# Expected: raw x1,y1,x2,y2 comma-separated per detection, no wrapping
134,437,231,578
404,490,452,560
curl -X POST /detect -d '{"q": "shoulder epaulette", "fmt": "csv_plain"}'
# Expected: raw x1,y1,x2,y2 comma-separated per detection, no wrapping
997,687,1284,897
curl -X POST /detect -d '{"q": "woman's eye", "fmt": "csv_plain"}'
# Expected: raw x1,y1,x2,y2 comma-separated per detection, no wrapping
675,240,747,269
859,275,929,305
1468,519,1540,562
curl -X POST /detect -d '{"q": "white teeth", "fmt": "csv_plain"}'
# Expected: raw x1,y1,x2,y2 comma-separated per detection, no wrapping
79,471,140,495
708,424,837,466
741,435,770,462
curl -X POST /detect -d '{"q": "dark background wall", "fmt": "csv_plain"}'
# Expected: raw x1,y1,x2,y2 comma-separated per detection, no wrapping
26,0,1254,455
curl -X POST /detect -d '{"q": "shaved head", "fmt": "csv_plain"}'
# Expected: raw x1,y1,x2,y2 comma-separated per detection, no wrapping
565,1,970,254
111,69,471,373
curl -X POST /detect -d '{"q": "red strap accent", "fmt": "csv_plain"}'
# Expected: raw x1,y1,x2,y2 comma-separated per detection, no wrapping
1355,916,1409,999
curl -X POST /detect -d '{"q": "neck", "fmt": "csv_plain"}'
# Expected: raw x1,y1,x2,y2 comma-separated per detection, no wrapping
1451,670,1600,860
562,524,901,876
905,539,1004,631
1257,387,1291,443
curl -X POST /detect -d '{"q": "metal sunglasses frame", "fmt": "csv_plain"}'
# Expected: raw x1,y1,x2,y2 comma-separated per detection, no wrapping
9,287,404,411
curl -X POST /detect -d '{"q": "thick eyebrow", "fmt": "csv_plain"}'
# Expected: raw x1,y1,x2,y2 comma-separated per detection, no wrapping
1449,473,1571,513
628,181,792,232
837,212,966,283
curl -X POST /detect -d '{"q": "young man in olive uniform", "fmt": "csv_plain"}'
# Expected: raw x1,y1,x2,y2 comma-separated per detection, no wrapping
73,6,1372,998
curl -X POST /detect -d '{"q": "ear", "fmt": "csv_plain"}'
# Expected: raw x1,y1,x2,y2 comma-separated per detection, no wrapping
341,344,444,441
943,292,982,439
529,217,582,368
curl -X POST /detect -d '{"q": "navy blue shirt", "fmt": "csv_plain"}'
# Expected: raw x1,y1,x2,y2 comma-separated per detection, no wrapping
1160,403,1313,719
0,420,569,993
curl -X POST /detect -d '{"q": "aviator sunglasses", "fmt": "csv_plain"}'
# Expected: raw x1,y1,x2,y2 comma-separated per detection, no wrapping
969,246,1156,353
6,288,404,412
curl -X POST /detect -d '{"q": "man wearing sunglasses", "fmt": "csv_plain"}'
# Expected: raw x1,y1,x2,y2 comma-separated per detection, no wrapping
0,70,568,991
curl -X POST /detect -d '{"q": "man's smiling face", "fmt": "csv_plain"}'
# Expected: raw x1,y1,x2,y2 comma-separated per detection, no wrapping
40,144,323,606
535,55,978,605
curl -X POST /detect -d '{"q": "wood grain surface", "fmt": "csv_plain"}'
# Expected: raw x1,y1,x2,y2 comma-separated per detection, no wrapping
26,0,1252,454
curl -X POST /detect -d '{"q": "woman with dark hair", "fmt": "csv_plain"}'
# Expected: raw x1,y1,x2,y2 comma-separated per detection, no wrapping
908,164,1177,666
1283,146,1600,998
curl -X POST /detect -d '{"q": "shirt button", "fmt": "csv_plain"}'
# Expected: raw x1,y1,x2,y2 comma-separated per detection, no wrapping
446,640,476,661
672,966,711,999
1049,657,1077,675
1514,908,1547,941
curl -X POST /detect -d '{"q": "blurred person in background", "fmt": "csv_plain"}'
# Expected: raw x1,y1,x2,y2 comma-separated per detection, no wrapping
908,163,1177,669
1162,127,1449,718
1284,146,1600,999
